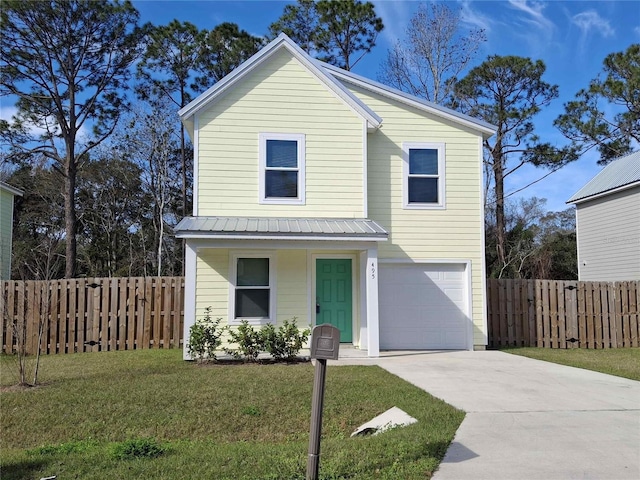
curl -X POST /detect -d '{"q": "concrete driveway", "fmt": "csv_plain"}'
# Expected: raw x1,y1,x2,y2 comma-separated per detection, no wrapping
338,350,640,480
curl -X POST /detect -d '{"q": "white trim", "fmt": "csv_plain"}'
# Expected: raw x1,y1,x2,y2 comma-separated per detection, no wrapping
575,207,583,280
365,248,380,357
362,119,368,217
259,133,306,205
228,251,277,326
184,239,381,251
567,181,640,205
309,253,358,346
179,34,382,129
0,182,24,197
183,241,198,360
176,233,387,242
377,258,473,351
402,142,446,210
478,135,488,348
322,62,496,138
193,116,199,215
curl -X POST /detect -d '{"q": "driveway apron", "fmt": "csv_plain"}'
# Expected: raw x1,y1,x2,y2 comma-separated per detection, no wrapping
340,350,640,480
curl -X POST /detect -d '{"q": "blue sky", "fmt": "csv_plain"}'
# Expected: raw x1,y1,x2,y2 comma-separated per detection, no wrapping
131,0,640,213
3,1,638,212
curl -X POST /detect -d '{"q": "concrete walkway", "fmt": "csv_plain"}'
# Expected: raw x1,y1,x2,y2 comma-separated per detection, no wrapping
334,350,640,480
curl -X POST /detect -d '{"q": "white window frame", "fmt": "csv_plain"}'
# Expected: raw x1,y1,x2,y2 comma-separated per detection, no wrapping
402,142,446,209
259,133,306,205
228,251,277,326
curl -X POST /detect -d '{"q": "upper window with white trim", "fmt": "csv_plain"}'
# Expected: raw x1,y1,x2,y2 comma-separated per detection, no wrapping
259,133,305,204
229,252,276,325
403,142,445,209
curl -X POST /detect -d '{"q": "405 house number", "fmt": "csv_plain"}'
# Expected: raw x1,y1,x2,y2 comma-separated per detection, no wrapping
370,262,376,279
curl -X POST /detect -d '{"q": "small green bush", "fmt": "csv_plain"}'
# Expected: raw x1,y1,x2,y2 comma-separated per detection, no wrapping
224,320,263,361
261,318,310,362
110,437,165,460
187,307,223,362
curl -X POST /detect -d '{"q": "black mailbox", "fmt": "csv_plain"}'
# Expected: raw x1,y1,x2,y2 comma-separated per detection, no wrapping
310,324,340,360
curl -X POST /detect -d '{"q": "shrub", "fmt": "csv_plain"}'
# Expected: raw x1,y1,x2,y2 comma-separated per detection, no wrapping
110,437,165,460
261,318,310,362
224,320,263,362
187,307,223,362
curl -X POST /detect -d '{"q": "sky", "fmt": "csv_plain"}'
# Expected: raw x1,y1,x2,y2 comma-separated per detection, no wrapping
3,0,639,212
132,0,640,213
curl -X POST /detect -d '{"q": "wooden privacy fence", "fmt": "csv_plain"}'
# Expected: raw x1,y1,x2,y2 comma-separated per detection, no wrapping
1,277,184,355
487,279,640,349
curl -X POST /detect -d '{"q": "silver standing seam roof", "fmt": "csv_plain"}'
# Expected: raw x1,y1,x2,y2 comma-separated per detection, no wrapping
567,151,640,204
174,216,388,240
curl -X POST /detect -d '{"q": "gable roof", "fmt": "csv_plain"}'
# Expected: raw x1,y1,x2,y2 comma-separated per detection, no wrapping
321,62,497,139
567,151,640,204
178,33,382,136
179,33,497,140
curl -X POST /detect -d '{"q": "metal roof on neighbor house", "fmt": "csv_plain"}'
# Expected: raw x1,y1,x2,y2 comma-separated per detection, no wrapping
174,216,388,240
567,151,640,204
0,182,24,196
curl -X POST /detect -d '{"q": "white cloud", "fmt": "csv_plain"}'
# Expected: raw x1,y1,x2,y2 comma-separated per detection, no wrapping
460,0,494,33
634,25,640,38
372,0,412,47
572,10,615,38
508,0,555,34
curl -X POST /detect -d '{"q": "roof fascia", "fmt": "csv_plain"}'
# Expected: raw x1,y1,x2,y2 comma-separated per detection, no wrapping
0,182,24,196
178,33,382,129
321,62,497,139
567,180,640,205
175,232,388,241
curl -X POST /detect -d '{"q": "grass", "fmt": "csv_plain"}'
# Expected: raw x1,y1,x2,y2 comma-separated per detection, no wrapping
502,347,640,381
0,349,463,479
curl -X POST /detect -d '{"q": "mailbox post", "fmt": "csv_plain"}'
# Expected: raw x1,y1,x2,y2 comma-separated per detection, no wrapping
307,324,340,480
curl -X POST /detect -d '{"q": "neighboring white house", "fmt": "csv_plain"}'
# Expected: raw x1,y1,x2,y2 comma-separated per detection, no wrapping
567,151,640,281
0,181,23,280
175,34,496,357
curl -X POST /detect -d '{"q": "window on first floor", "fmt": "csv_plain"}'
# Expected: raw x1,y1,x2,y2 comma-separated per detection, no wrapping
403,142,446,209
259,133,305,205
230,252,275,324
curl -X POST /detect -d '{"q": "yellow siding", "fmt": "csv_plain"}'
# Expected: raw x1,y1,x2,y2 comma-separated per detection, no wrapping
197,49,365,217
276,250,308,325
347,84,486,345
195,249,230,323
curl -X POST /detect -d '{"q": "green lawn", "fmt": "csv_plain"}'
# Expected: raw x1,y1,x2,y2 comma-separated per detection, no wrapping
1,349,463,479
502,347,640,381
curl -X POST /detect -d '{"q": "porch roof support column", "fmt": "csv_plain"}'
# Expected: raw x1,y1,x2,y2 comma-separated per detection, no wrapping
183,240,197,360
365,247,380,357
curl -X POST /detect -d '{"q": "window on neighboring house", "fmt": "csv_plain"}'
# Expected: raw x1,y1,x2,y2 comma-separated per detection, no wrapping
403,142,445,209
259,133,305,204
230,253,275,324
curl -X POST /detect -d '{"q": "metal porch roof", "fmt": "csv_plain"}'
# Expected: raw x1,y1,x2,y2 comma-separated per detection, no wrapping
174,216,388,240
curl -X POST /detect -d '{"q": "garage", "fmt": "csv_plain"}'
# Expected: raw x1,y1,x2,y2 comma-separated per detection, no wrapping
379,262,470,350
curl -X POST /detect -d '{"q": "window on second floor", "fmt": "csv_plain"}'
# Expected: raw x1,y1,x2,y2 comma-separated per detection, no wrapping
403,142,446,209
259,133,305,205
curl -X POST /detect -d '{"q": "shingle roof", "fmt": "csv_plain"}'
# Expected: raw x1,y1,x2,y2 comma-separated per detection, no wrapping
567,151,640,204
175,216,388,240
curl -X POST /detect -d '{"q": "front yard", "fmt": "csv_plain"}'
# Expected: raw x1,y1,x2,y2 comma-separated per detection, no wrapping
503,347,640,381
1,349,463,479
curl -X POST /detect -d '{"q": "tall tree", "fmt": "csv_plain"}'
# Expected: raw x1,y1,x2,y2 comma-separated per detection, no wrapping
137,21,262,220
378,3,486,103
269,0,384,70
0,0,142,278
555,44,640,164
453,56,578,275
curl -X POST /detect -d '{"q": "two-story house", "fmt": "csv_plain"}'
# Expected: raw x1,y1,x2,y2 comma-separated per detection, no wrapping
175,34,496,357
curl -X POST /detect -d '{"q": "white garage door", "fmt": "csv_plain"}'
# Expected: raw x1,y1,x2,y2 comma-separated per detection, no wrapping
379,263,469,350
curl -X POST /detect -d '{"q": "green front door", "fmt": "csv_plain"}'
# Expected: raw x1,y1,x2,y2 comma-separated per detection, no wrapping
316,259,352,342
